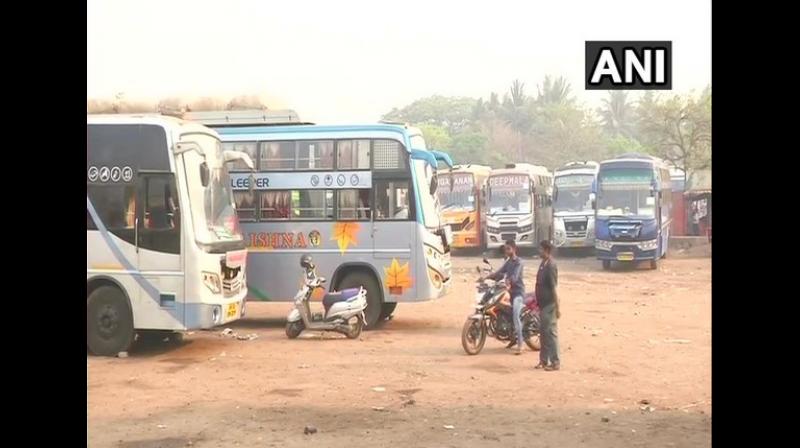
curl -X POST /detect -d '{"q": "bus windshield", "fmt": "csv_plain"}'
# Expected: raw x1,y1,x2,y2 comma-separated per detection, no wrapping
554,174,594,213
597,168,655,218
183,133,245,248
437,173,476,212
412,159,441,228
487,175,531,214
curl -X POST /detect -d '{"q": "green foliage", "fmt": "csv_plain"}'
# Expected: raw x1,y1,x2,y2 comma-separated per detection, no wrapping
384,80,711,171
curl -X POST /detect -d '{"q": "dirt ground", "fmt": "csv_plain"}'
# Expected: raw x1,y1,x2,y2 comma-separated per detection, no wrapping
87,252,711,448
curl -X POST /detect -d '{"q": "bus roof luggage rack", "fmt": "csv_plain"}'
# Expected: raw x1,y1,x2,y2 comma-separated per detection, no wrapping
179,109,312,127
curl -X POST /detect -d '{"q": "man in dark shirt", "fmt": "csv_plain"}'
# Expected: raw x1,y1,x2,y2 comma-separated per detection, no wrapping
484,240,525,355
535,240,561,371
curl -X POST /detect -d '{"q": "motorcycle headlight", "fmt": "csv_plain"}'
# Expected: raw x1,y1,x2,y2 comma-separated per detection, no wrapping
638,239,658,250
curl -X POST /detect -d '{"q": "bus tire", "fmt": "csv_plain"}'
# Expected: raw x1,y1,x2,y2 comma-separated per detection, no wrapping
338,271,382,329
380,302,397,321
602,260,611,270
87,285,134,356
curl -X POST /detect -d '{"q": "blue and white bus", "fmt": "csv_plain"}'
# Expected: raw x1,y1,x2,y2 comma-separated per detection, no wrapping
185,111,454,328
594,153,672,270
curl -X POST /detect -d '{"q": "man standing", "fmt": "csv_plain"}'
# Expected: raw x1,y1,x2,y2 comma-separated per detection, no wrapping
535,240,560,371
484,240,525,355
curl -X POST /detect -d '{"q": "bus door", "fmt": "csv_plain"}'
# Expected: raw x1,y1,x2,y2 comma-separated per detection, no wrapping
135,172,184,329
372,179,414,261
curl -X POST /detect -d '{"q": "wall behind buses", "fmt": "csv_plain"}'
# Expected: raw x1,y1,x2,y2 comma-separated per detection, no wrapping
214,125,451,312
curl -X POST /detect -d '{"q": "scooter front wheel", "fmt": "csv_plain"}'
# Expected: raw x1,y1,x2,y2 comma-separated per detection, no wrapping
285,321,304,339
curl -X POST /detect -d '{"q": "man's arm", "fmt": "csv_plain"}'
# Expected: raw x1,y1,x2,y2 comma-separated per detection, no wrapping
551,264,561,318
485,261,508,281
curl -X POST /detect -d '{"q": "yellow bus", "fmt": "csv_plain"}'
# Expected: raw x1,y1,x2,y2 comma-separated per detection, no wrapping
437,164,492,250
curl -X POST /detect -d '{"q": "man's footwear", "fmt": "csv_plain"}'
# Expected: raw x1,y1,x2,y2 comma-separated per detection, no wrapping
506,340,517,349
514,346,522,355
534,363,547,369
544,363,560,371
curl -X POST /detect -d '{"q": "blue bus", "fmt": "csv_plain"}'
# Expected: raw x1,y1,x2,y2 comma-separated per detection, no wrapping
593,154,672,270
183,111,454,328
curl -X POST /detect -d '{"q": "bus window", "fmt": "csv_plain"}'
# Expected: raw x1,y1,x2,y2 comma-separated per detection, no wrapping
261,142,296,170
261,191,291,219
375,180,411,220
297,141,334,170
223,142,258,171
291,190,333,219
338,189,371,220
143,175,179,231
234,190,257,222
88,184,137,233
373,140,405,170
337,140,370,170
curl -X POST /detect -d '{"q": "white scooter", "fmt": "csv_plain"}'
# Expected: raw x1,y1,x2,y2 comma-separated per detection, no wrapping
285,254,368,339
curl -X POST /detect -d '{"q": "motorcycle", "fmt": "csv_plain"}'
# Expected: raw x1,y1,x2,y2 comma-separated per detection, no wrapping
461,258,541,355
285,254,367,339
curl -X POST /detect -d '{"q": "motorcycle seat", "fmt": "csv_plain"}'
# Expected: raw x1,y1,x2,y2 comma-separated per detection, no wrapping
322,288,360,312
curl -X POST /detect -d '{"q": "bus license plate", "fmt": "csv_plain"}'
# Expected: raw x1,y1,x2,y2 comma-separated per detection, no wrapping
226,303,238,318
616,252,634,261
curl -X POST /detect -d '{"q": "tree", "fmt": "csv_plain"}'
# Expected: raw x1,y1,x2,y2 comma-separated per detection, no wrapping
382,96,477,134
536,75,573,105
417,123,453,150
599,90,636,138
637,87,711,177
501,79,531,160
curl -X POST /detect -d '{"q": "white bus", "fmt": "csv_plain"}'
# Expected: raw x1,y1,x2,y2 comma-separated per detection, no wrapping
553,161,599,250
485,163,554,250
184,111,454,328
87,115,251,355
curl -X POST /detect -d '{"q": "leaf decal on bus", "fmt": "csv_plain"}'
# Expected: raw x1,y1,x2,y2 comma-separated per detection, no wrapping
384,258,413,295
331,222,360,254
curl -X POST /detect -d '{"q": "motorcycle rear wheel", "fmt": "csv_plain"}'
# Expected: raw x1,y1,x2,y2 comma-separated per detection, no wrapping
524,312,541,351
461,318,487,355
345,317,363,339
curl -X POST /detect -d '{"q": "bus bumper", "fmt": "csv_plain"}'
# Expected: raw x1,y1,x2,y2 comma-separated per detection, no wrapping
596,244,658,261
184,291,248,330
451,231,481,249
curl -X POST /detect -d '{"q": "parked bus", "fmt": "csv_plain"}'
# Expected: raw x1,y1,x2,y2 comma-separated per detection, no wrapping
484,163,554,251
186,111,454,328
436,164,491,250
87,115,251,356
553,161,599,250
594,153,672,270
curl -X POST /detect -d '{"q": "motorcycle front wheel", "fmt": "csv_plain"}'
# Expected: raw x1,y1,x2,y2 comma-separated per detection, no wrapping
461,318,487,355
285,321,304,339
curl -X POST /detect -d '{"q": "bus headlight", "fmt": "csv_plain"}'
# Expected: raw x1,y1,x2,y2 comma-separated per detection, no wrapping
596,240,613,250
638,239,658,251
202,271,222,294
555,229,566,245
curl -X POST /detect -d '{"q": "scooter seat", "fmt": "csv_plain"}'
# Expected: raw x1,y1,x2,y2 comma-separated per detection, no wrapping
322,288,360,312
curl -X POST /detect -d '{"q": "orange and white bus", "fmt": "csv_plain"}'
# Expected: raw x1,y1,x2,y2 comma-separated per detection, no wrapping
436,164,492,250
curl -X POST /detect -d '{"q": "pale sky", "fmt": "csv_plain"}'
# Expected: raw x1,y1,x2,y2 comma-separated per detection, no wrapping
87,0,711,123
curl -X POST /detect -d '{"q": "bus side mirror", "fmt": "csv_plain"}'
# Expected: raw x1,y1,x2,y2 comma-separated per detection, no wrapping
199,162,210,187
553,186,559,202
590,193,597,210
430,174,438,196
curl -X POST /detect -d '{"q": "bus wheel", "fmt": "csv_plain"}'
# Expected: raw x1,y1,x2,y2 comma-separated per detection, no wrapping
339,271,382,329
87,286,134,356
380,302,397,321
602,260,611,270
